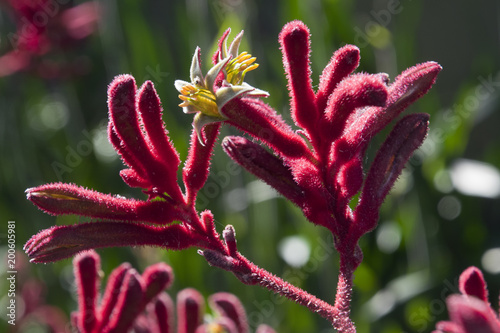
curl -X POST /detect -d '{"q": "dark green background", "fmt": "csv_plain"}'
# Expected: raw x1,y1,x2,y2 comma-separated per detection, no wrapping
1,0,500,332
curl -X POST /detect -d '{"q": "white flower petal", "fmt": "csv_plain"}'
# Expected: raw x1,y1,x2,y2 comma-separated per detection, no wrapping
190,47,204,84
193,113,224,145
216,85,254,111
205,57,230,91
221,28,231,60
228,30,244,58
240,82,270,97
174,80,192,92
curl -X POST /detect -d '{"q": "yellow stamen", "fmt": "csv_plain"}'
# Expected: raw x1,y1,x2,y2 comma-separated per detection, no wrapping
226,52,259,85
177,85,221,118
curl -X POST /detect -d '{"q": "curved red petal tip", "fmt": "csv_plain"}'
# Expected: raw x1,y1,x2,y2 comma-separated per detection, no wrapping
142,263,174,302
74,249,100,267
74,249,100,333
213,28,232,64
279,20,310,40
390,61,442,104
317,44,361,108
459,266,489,302
177,288,205,333
108,74,136,97
279,20,317,132
104,269,145,332
209,292,249,333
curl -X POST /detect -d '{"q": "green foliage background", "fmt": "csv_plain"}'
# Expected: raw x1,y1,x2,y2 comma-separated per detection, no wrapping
1,0,500,332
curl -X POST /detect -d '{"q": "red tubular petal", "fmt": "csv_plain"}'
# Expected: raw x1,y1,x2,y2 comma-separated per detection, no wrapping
334,156,363,204
223,225,238,257
177,288,205,333
96,262,132,332
24,222,198,263
290,158,333,229
138,81,180,168
354,113,429,236
223,98,311,160
74,250,100,333
142,263,174,306
26,183,183,224
119,168,150,189
209,292,249,333
343,62,441,151
182,124,220,205
103,269,145,333
200,250,241,272
108,122,149,184
108,75,182,201
279,20,317,134
153,293,174,333
213,28,231,65
316,45,360,113
459,267,489,303
446,295,500,333
138,81,181,193
322,73,388,142
222,136,304,206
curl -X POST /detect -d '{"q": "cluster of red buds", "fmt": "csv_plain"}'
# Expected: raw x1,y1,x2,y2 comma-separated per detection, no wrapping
25,20,441,332
71,250,275,333
434,267,500,333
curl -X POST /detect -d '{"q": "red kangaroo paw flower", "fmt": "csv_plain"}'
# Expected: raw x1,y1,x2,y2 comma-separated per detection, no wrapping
103,269,145,333
153,293,175,333
96,262,132,332
459,266,489,303
322,73,388,142
435,267,500,333
183,124,221,204
316,45,360,113
108,74,183,201
26,183,184,224
142,263,174,306
222,224,238,258
73,250,100,333
24,222,198,263
343,62,441,152
138,80,181,184
442,295,500,333
177,288,205,333
354,113,429,235
108,121,149,186
279,20,317,134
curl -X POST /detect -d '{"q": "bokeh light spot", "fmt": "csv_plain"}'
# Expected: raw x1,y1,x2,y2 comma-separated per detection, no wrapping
437,195,461,220
278,236,311,268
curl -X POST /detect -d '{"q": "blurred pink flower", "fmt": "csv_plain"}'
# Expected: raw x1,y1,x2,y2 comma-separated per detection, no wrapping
434,266,500,333
0,0,99,77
